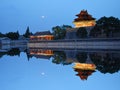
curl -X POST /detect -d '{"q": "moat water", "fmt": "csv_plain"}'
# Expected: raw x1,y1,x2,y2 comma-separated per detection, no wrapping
0,47,120,90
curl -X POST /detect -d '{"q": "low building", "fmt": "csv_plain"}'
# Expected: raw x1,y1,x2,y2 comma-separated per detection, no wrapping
0,37,11,45
0,37,11,50
30,31,54,41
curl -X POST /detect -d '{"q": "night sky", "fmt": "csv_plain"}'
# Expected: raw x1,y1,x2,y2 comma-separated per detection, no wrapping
0,0,120,34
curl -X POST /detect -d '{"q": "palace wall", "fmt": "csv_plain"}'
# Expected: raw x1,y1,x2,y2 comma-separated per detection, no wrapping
28,38,120,50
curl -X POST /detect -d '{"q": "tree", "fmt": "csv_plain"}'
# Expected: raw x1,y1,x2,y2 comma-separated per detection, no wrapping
52,26,62,39
96,16,120,37
76,52,87,63
0,32,5,37
16,30,20,37
62,25,72,29
52,25,72,39
90,52,120,74
0,52,7,58
23,26,32,38
6,31,19,40
7,48,20,56
76,27,88,38
97,16,120,27
89,25,102,37
52,51,67,65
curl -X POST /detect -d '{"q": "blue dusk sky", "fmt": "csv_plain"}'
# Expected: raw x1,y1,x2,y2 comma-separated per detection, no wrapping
0,0,120,34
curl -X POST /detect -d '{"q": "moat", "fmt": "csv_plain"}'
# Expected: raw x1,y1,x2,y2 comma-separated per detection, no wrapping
0,45,120,90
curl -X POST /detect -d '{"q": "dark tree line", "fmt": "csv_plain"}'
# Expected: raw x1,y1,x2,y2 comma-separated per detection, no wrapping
0,31,19,40
6,31,19,40
52,25,72,39
90,16,120,38
90,53,120,74
0,48,20,58
0,26,32,40
52,51,67,65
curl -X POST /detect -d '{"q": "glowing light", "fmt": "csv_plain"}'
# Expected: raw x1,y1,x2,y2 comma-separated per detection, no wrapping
73,20,96,28
41,16,45,19
41,72,45,75
73,63,96,70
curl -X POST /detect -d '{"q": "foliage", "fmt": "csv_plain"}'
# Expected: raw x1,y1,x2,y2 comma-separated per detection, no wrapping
7,48,20,56
90,53,120,74
0,52,7,58
96,16,120,37
76,27,88,38
0,48,20,58
97,16,120,27
52,25,72,39
24,49,33,61
0,32,5,37
76,52,87,63
89,25,102,37
6,31,19,40
52,51,67,65
23,26,33,38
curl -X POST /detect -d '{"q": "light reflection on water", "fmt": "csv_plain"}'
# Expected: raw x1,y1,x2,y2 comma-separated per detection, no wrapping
0,47,120,90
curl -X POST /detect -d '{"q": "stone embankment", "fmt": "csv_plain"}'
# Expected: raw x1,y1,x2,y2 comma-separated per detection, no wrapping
28,38,120,50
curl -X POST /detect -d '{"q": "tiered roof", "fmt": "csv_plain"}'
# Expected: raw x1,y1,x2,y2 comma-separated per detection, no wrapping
73,63,96,80
34,31,52,36
74,10,95,22
74,69,95,80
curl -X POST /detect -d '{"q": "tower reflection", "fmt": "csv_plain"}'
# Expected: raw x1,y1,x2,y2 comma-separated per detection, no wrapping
73,63,96,80
28,48,120,80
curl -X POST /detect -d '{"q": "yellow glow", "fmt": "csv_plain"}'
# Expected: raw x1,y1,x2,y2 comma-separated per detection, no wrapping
30,50,54,56
36,35,54,38
73,63,96,70
73,20,96,28
30,35,54,40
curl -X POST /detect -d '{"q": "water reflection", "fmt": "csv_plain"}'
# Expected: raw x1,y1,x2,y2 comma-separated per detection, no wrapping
73,63,96,80
90,52,120,74
28,48,120,80
0,47,26,58
29,49,54,60
0,47,120,80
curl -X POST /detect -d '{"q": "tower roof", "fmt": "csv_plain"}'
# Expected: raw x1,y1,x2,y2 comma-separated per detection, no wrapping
34,31,53,36
74,10,95,22
73,63,96,80
74,69,95,80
